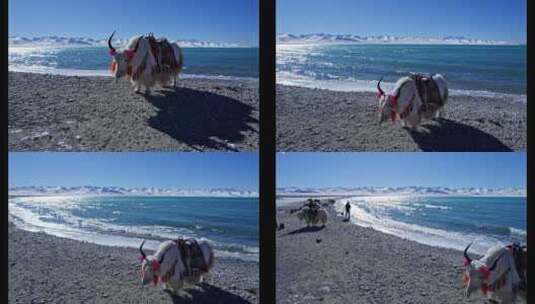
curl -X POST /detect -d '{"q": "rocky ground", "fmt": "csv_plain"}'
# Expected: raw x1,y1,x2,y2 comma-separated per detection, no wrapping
276,199,487,304
9,72,259,151
276,85,526,151
8,223,259,304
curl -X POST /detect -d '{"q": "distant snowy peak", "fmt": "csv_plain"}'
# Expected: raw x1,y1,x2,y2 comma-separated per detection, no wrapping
277,33,517,45
9,186,258,198
9,36,100,46
9,36,245,48
277,186,525,197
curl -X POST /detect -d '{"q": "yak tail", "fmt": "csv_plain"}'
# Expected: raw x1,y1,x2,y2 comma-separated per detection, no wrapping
171,44,184,75
178,46,184,72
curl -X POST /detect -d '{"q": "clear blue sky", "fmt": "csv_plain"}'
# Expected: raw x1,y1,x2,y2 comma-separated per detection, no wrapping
277,153,526,189
277,0,526,43
9,0,258,45
9,153,258,190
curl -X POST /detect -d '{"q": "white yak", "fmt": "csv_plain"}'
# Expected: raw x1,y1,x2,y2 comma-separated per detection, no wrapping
377,74,448,128
139,240,214,293
108,31,183,94
463,243,526,303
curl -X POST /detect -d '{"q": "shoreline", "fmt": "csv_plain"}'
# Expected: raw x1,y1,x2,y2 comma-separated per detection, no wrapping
9,67,259,82
276,84,526,151
9,71,259,151
9,223,259,303
8,195,259,263
276,199,482,304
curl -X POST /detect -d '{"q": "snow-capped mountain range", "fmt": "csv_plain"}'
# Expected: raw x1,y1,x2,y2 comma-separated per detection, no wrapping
277,186,525,197
9,186,258,197
9,35,245,48
277,33,519,45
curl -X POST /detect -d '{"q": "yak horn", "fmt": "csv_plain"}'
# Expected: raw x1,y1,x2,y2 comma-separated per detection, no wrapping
377,77,385,95
139,240,147,259
108,31,117,53
463,242,473,264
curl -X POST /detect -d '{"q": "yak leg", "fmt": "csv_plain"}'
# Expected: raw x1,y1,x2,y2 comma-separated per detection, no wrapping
438,107,446,119
409,114,421,129
132,81,141,93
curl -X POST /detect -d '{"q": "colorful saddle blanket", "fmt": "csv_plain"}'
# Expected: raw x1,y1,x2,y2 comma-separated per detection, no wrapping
409,74,444,106
175,238,208,273
147,35,179,72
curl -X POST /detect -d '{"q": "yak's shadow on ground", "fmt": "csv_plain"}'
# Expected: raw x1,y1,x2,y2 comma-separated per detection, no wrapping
281,226,325,237
165,283,252,304
144,87,258,151
407,118,512,152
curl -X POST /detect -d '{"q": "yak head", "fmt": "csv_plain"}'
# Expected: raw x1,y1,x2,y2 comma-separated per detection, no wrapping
376,77,395,123
108,31,140,80
463,243,484,297
463,243,502,298
138,241,162,286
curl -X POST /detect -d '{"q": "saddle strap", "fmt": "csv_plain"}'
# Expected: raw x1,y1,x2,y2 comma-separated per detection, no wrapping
410,74,443,106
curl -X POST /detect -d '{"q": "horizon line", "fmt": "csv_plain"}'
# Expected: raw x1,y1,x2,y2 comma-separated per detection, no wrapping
277,185,525,189
9,185,257,191
277,32,525,44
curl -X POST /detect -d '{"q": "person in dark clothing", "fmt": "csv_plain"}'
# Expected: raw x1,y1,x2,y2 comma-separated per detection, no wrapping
344,201,351,220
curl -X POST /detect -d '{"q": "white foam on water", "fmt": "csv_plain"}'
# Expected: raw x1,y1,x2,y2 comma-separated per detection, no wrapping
9,196,258,262
181,73,258,82
277,70,384,92
9,63,257,82
215,250,258,262
413,203,452,210
509,227,526,237
334,196,505,255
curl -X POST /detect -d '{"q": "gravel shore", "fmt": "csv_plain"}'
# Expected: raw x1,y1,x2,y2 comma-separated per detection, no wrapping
276,85,526,151
8,224,259,304
8,72,259,151
276,199,485,304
